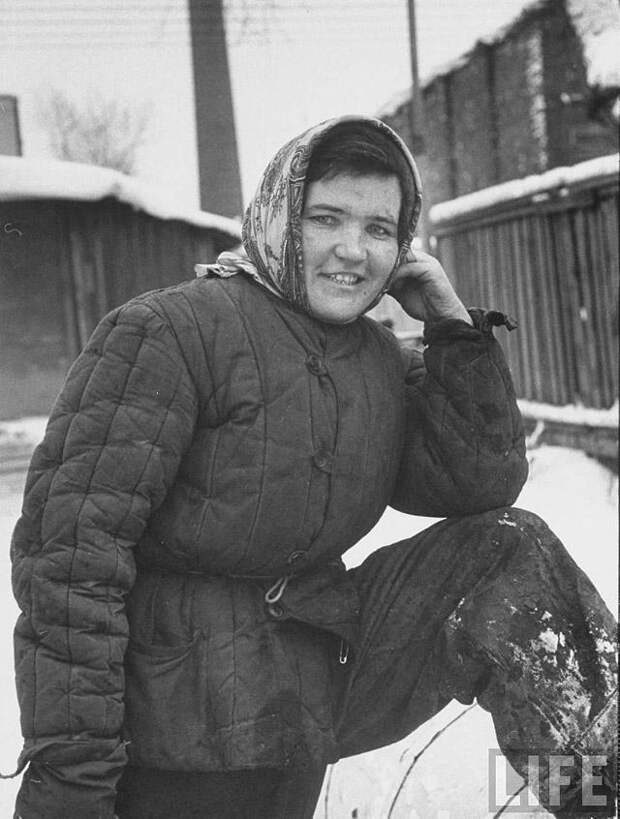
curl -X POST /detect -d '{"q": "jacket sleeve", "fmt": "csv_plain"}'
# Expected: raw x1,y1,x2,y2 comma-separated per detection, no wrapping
390,309,528,517
10,300,199,819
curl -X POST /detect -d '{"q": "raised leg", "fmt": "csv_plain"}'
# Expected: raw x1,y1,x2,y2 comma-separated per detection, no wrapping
335,507,617,816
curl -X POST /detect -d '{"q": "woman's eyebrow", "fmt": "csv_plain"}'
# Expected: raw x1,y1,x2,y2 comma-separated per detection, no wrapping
371,214,398,226
304,203,345,213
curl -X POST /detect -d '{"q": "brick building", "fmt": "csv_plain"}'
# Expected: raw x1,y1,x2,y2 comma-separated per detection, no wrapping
379,0,619,213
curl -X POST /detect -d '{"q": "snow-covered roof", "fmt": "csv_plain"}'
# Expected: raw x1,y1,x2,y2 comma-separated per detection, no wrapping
430,152,619,224
0,156,242,240
567,0,620,88
377,0,620,119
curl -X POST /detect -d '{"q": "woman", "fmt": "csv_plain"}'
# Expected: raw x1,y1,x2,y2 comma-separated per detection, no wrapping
10,116,616,818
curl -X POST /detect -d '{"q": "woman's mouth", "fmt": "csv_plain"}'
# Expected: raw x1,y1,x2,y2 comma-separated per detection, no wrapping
324,273,363,286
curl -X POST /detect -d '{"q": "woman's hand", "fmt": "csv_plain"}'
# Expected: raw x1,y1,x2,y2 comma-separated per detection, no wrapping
388,249,472,324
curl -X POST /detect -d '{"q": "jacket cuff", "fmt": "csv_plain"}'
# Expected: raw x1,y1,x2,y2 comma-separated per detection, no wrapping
423,308,517,345
14,738,127,819
15,762,119,819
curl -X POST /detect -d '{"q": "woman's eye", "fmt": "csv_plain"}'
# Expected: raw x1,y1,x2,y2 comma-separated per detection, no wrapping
310,214,336,226
368,224,393,239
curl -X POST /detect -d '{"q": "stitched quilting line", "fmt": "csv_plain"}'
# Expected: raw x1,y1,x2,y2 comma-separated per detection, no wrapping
172,292,225,563
148,293,203,403
352,322,376,526
218,284,269,571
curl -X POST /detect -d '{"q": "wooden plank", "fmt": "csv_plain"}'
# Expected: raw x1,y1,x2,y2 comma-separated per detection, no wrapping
526,213,552,403
550,211,581,403
512,218,536,399
90,205,109,319
141,214,157,291
572,208,600,406
481,226,495,309
535,213,567,404
453,232,467,305
67,208,92,348
469,230,482,307
54,203,82,361
521,215,546,401
562,210,591,404
599,196,619,404
586,204,615,407
105,203,124,310
499,220,525,397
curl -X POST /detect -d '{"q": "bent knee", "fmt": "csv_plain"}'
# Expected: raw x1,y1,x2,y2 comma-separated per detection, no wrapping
468,506,551,538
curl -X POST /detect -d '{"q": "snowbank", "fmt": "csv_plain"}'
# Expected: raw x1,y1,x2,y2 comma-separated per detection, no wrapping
377,0,620,119
0,416,48,450
430,153,618,223
518,398,618,428
0,156,242,240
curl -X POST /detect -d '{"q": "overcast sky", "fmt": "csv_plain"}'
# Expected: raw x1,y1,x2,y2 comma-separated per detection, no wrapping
1,0,530,206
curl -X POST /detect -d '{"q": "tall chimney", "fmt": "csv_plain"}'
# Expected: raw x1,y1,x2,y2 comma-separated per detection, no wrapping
0,95,22,155
189,0,243,217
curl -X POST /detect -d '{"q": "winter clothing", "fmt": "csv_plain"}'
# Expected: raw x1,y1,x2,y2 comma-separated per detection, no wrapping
10,271,527,818
9,115,616,819
115,766,286,818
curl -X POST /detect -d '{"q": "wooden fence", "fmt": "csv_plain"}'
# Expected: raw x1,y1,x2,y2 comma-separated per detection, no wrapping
0,196,240,419
430,163,618,410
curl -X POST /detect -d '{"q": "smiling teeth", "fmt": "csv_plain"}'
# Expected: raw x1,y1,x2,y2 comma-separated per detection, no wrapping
329,273,360,285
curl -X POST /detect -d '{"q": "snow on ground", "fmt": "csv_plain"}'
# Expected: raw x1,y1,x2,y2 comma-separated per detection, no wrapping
0,419,617,817
0,415,48,451
0,155,242,240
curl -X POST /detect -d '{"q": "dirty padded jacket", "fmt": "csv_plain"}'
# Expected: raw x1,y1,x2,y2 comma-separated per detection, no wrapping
11,273,527,818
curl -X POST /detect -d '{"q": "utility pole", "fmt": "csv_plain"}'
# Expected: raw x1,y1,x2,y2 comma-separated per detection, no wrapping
189,0,243,218
406,0,429,250
406,0,425,155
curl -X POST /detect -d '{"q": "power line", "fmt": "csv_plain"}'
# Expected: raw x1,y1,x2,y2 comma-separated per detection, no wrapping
6,2,402,11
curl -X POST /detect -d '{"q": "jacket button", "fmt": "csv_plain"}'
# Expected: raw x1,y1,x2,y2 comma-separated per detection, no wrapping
306,354,327,376
268,603,284,618
313,450,333,472
287,550,307,565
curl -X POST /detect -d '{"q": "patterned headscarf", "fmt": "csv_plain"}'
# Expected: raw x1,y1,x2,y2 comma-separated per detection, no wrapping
196,115,422,318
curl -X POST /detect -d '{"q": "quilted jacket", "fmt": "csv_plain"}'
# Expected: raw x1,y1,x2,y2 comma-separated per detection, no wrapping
10,116,528,818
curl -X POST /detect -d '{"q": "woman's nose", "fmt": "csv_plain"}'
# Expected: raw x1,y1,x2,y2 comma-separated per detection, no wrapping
334,227,366,262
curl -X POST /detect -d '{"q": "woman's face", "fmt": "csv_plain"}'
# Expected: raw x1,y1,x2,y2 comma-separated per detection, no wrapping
301,172,401,324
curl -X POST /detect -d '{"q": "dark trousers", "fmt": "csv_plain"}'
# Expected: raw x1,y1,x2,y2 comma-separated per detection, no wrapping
116,507,617,818
115,764,325,818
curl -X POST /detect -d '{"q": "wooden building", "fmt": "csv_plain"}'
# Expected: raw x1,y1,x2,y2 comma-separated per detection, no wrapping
0,156,241,419
431,154,618,416
379,0,619,215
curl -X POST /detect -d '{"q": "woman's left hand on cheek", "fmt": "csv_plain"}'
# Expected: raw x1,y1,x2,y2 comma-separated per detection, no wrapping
388,249,472,324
